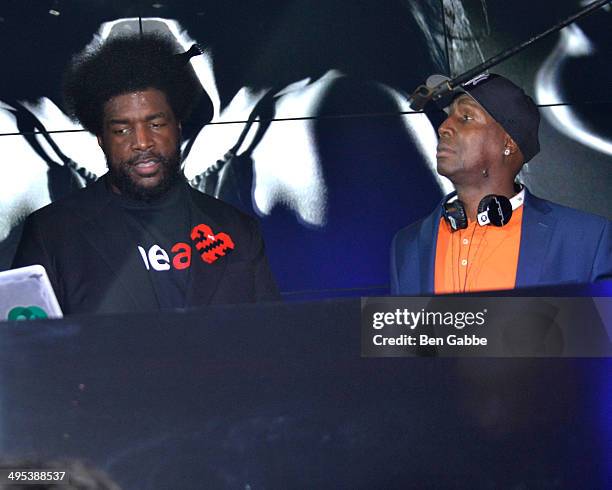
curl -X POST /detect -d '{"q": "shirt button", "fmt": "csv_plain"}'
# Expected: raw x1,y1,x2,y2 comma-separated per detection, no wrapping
462,238,469,245
461,259,468,266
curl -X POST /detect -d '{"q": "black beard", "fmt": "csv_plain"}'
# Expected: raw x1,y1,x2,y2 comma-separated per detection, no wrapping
108,149,182,202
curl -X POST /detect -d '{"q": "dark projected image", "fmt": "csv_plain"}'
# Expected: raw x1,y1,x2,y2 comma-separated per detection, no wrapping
0,0,610,297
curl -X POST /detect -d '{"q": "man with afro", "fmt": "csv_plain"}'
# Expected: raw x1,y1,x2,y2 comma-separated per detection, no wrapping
12,33,279,315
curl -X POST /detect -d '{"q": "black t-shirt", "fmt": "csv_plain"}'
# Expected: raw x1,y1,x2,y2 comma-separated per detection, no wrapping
109,181,193,310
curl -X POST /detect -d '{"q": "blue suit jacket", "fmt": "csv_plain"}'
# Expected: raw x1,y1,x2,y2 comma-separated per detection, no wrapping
391,190,612,295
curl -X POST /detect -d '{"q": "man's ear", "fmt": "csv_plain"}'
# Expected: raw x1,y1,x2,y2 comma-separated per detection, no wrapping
96,134,104,149
504,136,520,155
504,135,525,175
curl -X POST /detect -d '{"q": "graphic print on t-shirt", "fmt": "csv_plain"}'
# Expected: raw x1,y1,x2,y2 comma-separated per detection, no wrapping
191,223,235,264
138,223,235,271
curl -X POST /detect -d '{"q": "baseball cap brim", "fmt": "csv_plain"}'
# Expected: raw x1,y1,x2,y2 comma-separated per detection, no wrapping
426,74,479,114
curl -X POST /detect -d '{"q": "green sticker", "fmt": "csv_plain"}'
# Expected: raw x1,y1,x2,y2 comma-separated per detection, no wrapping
7,306,49,321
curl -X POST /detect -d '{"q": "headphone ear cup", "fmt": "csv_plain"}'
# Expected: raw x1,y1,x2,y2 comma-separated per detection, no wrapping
443,199,468,231
478,195,513,227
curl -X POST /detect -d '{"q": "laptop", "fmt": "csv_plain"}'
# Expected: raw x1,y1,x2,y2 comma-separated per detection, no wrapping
0,264,63,320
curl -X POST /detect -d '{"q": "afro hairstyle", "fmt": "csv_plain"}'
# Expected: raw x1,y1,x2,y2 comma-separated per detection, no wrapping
63,32,206,135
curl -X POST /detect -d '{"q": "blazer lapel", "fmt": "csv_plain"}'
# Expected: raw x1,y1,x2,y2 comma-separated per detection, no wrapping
419,208,441,294
516,191,556,288
78,180,159,311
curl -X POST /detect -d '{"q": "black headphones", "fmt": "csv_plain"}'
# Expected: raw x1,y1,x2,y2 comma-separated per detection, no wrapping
442,187,524,231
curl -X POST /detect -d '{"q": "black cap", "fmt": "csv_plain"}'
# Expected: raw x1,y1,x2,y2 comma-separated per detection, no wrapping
434,73,541,162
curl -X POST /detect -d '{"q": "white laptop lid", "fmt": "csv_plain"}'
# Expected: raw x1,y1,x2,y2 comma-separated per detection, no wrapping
0,265,63,320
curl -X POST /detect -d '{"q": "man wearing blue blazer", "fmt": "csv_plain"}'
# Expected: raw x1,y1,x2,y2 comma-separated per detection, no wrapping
391,73,611,295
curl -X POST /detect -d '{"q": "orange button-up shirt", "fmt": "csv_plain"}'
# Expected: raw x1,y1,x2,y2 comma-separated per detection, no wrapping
434,206,524,294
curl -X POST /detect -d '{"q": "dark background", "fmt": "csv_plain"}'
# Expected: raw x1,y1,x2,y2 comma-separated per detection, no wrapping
0,299,610,488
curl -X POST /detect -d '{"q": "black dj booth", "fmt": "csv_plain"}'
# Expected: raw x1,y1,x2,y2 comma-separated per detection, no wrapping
0,290,611,489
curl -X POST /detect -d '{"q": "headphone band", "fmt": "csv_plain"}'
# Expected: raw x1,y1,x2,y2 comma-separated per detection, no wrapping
442,186,525,231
